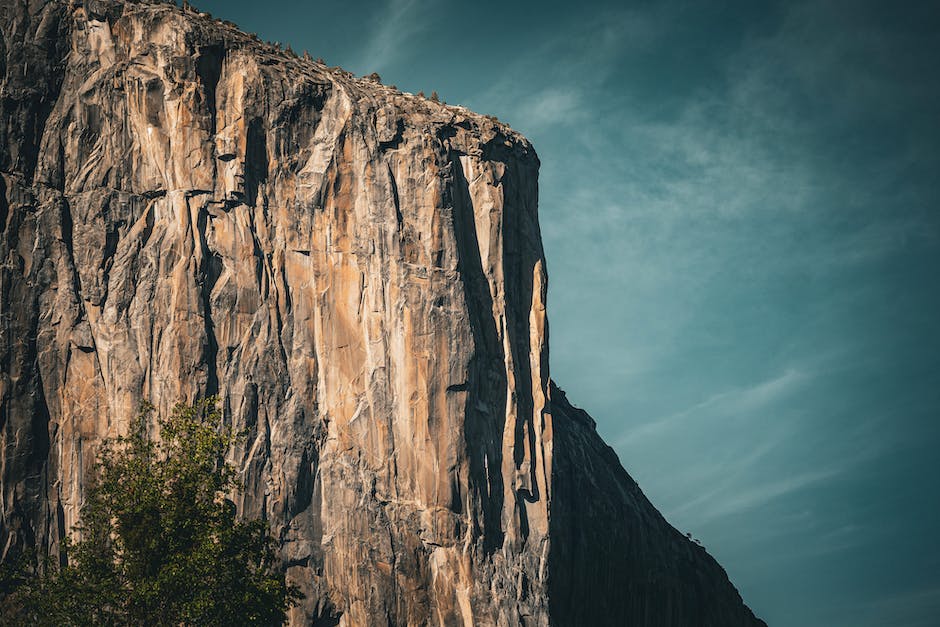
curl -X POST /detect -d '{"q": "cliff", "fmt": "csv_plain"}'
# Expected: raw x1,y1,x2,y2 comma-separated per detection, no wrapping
0,1,765,624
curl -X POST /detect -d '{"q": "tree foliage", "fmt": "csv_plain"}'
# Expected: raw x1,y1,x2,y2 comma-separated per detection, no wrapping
4,398,299,626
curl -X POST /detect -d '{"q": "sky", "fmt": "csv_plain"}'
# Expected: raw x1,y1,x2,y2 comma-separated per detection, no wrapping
194,1,940,624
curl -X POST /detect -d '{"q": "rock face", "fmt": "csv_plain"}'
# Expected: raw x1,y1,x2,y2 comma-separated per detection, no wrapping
0,1,765,625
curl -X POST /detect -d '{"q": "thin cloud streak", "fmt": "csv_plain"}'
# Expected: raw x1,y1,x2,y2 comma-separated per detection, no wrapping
672,467,841,522
352,0,431,74
616,368,807,447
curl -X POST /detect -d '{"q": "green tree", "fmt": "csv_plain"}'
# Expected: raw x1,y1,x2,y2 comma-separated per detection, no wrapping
5,398,299,626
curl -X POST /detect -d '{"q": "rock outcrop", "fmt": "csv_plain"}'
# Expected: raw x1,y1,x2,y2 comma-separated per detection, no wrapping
0,1,765,625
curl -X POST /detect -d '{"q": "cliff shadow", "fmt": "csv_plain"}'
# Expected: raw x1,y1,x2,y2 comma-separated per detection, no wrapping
546,383,767,627
447,153,506,554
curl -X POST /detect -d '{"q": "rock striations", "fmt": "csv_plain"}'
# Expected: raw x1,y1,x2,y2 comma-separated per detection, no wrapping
0,1,766,625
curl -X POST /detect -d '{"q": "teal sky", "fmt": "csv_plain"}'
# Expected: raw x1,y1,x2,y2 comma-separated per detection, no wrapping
195,1,940,624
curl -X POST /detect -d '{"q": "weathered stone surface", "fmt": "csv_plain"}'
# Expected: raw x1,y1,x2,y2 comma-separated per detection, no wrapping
0,1,765,625
548,385,765,626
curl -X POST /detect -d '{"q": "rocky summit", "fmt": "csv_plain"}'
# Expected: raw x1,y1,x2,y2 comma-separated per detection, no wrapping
0,0,765,624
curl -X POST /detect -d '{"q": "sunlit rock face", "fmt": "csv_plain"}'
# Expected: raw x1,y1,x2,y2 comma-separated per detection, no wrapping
0,1,764,625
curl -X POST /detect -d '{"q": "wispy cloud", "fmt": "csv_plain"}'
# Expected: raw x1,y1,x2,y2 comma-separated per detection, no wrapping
519,88,585,129
616,368,808,447
610,355,892,534
477,5,665,131
352,0,434,74
672,467,841,522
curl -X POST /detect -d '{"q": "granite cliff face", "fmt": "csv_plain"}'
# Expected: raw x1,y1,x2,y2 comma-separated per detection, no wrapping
0,1,765,625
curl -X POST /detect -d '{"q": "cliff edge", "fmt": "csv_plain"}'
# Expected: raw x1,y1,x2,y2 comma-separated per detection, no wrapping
0,1,765,625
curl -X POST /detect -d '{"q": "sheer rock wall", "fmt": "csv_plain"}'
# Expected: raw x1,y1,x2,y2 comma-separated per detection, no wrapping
0,1,764,625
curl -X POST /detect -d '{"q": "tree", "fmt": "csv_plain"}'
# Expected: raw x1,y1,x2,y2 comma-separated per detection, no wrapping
4,399,299,626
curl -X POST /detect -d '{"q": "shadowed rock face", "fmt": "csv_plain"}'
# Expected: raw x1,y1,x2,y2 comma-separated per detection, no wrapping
0,1,765,625
548,385,766,626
